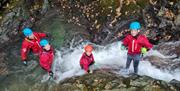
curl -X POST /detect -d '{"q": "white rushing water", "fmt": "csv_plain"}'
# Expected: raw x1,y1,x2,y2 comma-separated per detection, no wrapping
48,42,180,83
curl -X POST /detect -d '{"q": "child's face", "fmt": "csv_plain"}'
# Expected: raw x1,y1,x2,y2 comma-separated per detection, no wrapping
85,51,92,56
28,34,35,39
43,44,51,51
131,30,140,36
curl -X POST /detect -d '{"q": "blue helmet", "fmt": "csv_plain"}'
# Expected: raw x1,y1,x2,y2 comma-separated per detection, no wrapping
40,39,49,47
130,21,141,30
23,28,33,36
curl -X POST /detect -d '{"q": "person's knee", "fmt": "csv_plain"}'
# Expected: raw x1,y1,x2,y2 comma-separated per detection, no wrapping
134,54,141,60
126,59,132,65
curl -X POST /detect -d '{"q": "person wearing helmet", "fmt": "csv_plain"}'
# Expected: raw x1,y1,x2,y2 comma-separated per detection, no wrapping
121,21,153,74
21,28,46,66
39,39,54,77
80,44,95,73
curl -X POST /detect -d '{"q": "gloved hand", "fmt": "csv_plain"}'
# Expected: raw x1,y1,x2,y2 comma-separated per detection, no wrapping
121,45,127,50
91,61,95,65
141,47,147,55
49,71,54,77
45,32,52,39
87,70,93,73
22,60,28,66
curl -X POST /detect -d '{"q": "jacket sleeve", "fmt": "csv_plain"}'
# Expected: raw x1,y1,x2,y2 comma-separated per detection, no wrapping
122,35,130,46
37,32,46,38
142,36,153,49
21,41,29,61
80,54,84,65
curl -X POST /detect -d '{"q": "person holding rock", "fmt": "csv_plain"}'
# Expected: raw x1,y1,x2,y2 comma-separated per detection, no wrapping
121,21,153,74
80,44,95,73
21,28,46,66
39,39,54,77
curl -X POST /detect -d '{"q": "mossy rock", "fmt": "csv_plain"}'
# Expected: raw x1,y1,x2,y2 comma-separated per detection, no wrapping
121,0,150,17
39,15,66,48
136,0,149,8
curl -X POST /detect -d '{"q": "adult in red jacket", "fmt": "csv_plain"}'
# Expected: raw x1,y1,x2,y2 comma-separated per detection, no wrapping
21,28,46,65
122,21,153,73
80,45,95,73
39,39,54,77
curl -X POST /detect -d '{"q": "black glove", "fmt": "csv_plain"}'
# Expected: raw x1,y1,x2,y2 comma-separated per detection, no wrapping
45,32,52,38
49,71,54,77
87,70,90,73
90,61,95,66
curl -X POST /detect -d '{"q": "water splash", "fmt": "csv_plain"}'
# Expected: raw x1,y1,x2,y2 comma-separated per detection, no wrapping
48,42,180,83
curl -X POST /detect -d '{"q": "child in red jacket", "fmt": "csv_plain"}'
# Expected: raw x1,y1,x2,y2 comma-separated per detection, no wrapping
122,21,153,74
80,44,95,73
39,39,54,77
21,28,46,66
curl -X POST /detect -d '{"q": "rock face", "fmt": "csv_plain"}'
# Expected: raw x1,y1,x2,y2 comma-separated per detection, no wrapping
0,0,35,48
156,41,180,56
0,0,179,47
1,69,179,91
0,51,8,75
53,0,180,44
0,0,180,91
144,41,180,70
54,70,179,91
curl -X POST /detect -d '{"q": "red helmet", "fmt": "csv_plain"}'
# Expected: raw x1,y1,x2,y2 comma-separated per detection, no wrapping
84,45,93,52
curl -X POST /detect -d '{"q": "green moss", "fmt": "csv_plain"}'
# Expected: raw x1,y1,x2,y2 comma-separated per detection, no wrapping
137,0,149,8
100,0,114,7
121,3,140,14
96,0,118,23
41,18,66,48
99,0,118,14
50,23,65,48
120,0,150,17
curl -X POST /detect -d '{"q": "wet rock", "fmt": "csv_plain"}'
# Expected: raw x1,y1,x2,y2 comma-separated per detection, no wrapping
130,79,149,87
145,54,180,70
169,79,180,90
41,0,50,14
53,70,179,91
0,0,9,9
57,83,79,91
156,41,180,56
0,51,179,91
105,82,113,90
0,0,53,49
0,51,8,75
144,56,170,69
174,14,180,26
35,8,89,48
0,5,25,48
144,44,180,70
50,0,180,44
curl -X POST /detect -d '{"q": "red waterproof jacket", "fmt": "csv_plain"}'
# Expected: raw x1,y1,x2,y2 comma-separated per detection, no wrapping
123,34,153,55
21,32,46,60
80,53,94,72
39,47,54,72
